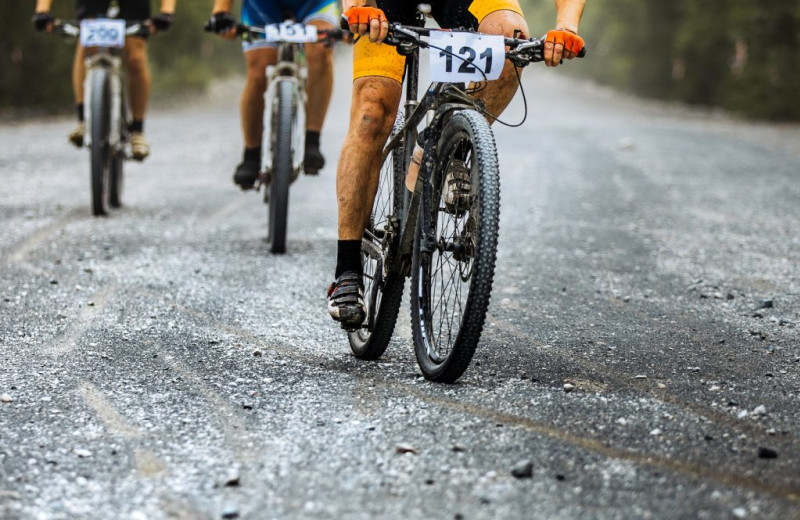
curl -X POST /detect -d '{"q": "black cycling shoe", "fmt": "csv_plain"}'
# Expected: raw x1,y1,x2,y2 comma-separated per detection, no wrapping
327,271,366,330
233,160,260,190
303,146,325,175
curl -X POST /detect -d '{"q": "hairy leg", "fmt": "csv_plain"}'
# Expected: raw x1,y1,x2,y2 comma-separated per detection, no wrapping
472,9,529,122
241,47,277,148
304,20,334,133
337,76,402,240
124,37,150,121
72,43,85,104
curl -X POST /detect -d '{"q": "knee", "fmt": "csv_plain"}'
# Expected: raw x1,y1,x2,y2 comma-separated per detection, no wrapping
245,67,267,92
351,83,398,140
305,43,333,68
478,10,529,39
125,52,148,77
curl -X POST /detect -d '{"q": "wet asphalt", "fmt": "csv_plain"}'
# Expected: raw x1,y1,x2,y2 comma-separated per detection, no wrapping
1,51,799,519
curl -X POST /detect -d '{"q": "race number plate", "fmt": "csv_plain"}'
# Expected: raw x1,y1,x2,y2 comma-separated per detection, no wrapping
429,31,505,83
264,22,318,43
80,19,126,48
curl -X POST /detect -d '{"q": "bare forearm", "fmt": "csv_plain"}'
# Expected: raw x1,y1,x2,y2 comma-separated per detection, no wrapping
211,0,233,13
160,0,177,14
554,0,585,33
342,0,377,10
35,0,52,12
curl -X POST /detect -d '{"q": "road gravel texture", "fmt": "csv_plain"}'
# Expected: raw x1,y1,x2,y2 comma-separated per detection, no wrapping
1,52,799,519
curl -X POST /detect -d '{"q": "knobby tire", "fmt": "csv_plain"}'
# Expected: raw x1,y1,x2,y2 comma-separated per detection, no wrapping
268,80,294,254
90,68,111,216
410,110,500,383
348,114,406,360
108,101,125,209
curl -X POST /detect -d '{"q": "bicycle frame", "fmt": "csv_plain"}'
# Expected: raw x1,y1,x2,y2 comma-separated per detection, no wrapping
379,41,484,278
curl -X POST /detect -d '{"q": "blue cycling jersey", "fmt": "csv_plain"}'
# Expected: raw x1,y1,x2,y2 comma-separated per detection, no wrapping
242,0,339,27
241,0,339,51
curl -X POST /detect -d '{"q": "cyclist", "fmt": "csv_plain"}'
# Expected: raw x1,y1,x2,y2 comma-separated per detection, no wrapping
207,0,339,190
327,0,585,328
32,0,177,161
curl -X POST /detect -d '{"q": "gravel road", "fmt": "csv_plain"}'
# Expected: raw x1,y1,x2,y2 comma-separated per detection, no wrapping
1,50,799,519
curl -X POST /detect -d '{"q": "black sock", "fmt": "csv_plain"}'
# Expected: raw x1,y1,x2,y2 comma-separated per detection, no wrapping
76,103,84,122
130,120,144,133
243,147,261,163
335,240,362,279
305,130,320,149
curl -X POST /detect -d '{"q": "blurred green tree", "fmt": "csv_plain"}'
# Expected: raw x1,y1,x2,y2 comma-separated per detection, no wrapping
0,1,243,115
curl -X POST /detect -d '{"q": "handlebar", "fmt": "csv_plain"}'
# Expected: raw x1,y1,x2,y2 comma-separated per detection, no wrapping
382,23,585,66
203,21,346,43
51,19,151,39
338,15,585,67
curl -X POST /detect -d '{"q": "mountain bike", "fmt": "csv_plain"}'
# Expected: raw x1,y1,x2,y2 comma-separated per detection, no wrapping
52,19,149,216
348,10,585,382
205,21,344,254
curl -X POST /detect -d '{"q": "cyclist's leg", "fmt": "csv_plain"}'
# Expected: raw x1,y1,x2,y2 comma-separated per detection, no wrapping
471,1,529,121
329,37,404,325
119,0,153,159
69,42,87,146
298,0,339,172
298,0,338,134
124,36,151,159
233,0,280,188
241,48,277,149
336,36,405,244
124,37,150,125
337,75,402,241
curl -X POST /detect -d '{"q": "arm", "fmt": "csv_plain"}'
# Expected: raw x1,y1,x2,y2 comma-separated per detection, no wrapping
545,0,586,67
33,0,54,31
555,0,585,34
34,0,53,12
342,1,387,43
342,1,377,10
210,0,234,14
207,0,237,39
160,0,177,15
151,0,177,32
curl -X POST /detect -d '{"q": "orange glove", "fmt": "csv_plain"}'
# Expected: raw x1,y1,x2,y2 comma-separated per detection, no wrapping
544,29,585,55
345,6,389,43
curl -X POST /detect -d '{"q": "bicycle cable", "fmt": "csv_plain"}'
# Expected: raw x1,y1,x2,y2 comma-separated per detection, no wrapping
423,40,529,128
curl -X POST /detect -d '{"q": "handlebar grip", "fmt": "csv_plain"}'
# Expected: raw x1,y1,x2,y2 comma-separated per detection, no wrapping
577,46,587,58
202,19,244,35
340,14,350,32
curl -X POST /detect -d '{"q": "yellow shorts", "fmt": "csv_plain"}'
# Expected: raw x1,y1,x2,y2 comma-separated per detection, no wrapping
353,0,525,83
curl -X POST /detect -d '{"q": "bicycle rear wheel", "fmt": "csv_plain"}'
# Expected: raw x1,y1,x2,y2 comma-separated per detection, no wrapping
410,110,500,382
268,79,295,254
89,68,111,216
348,114,406,359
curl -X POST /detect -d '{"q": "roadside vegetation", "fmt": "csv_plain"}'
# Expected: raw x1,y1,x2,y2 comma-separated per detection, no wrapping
2,1,799,120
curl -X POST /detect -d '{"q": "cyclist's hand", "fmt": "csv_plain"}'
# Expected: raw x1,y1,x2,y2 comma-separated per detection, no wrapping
32,11,54,32
207,12,237,40
151,12,174,32
544,29,584,67
344,6,388,43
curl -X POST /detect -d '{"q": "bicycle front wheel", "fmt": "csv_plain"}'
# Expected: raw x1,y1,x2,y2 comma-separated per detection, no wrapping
348,113,406,360
108,111,125,209
411,110,500,383
268,79,295,254
89,68,111,216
